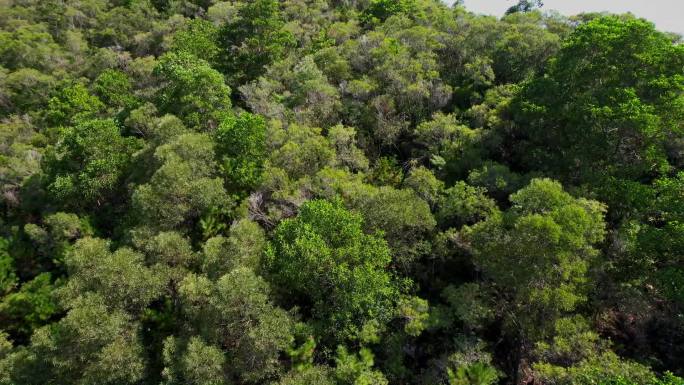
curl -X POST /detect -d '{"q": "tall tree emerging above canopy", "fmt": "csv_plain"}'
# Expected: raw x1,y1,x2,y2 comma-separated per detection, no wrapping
506,0,543,15
266,199,398,344
510,16,684,186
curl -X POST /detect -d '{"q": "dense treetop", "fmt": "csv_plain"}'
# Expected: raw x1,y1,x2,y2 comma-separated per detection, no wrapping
0,0,683,384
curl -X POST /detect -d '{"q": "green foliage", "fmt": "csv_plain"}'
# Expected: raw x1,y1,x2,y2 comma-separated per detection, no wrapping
267,199,398,342
440,283,494,331
437,182,498,229
43,118,142,208
22,212,92,270
277,366,335,385
614,172,684,306
445,339,500,385
61,237,165,312
0,273,58,341
125,104,188,144
414,113,485,181
467,179,606,340
137,231,198,278
268,123,336,180
215,113,267,194
132,133,229,231
46,83,104,126
217,0,296,86
511,16,684,185
0,22,62,71
11,294,147,385
447,362,499,385
403,166,444,207
467,161,526,200
328,125,369,172
2,1,684,384
93,69,139,112
361,0,414,25
493,12,561,84
169,18,220,62
505,0,543,15
0,239,16,296
0,117,44,216
201,219,266,278
357,186,435,269
0,68,57,115
154,51,231,130
396,295,429,337
335,346,388,385
178,268,293,382
287,325,317,371
161,336,226,385
534,350,657,385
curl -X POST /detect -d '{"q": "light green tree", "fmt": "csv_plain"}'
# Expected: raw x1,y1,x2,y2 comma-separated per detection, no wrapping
43,118,142,209
466,179,606,341
154,51,231,130
266,199,398,342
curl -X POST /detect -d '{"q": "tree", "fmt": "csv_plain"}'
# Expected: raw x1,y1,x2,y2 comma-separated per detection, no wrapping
444,339,500,385
201,219,266,279
214,113,267,194
0,22,63,71
0,273,58,343
266,199,398,342
21,211,92,270
505,0,543,15
277,366,335,385
217,0,295,86
413,113,486,182
176,268,293,383
136,231,199,285
466,179,606,340
154,52,231,131
6,294,146,385
0,68,57,115
161,336,226,385
169,18,220,62
335,346,388,385
447,362,499,385
43,118,142,209
3,0,684,382
361,0,414,25
61,237,165,313
510,16,684,186
466,162,526,202
493,12,561,84
46,83,104,127
403,166,444,208
132,133,229,232
268,123,336,180
436,181,498,230
93,69,139,114
356,186,436,270
615,172,684,309
0,239,15,297
240,55,343,127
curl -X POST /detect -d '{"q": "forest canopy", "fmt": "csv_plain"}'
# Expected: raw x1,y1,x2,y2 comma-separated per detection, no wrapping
0,0,683,384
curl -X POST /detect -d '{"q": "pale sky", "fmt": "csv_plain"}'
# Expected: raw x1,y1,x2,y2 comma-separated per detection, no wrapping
458,0,684,35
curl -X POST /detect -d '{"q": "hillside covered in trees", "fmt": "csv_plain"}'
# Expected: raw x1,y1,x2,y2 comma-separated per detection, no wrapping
1,0,683,384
